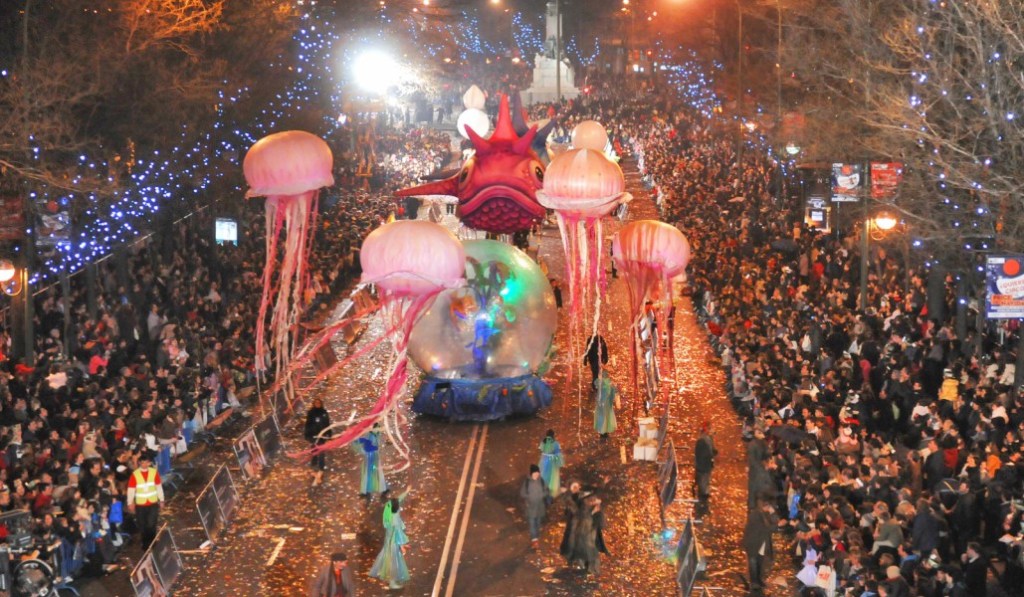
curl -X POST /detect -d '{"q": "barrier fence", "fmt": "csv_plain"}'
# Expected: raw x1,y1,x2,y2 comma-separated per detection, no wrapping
131,525,183,597
134,286,370,594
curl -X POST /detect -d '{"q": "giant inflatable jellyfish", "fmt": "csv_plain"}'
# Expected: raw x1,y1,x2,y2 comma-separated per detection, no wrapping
283,220,465,471
395,94,547,234
408,239,556,421
537,121,631,385
243,130,333,384
612,220,690,417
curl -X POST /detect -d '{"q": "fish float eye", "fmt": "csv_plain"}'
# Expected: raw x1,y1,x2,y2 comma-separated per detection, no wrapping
459,168,470,184
534,166,544,182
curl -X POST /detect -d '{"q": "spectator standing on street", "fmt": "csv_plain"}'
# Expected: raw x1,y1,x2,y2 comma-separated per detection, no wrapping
304,398,332,487
961,542,987,597
127,451,163,549
742,499,777,596
521,464,548,550
694,421,717,500
538,430,563,499
310,551,356,597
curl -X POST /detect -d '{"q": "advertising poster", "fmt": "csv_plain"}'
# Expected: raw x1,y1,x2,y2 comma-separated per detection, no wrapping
233,428,267,481
986,255,1024,319
870,162,903,200
831,163,862,202
0,196,25,241
131,552,167,597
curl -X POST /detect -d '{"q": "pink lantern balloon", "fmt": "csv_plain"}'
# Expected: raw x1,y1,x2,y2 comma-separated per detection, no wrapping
243,131,334,377
612,220,691,278
538,148,629,217
360,220,466,296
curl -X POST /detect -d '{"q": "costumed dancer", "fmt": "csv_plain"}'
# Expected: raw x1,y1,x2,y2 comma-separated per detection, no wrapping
538,430,563,498
370,489,411,590
354,423,387,498
564,495,608,574
304,398,332,487
593,370,619,439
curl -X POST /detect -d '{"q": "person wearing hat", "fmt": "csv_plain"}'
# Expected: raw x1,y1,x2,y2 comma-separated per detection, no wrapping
127,451,164,549
520,463,547,549
310,551,356,597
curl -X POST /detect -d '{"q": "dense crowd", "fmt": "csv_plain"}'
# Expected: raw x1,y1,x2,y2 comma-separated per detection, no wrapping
632,88,1024,596
0,123,451,583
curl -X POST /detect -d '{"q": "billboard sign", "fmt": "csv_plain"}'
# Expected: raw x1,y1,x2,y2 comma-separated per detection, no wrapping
870,162,903,200
831,163,862,202
986,255,1024,319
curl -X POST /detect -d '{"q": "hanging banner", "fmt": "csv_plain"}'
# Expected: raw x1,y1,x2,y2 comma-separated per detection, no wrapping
35,199,70,246
985,255,1024,319
0,197,25,241
870,162,903,200
831,163,862,202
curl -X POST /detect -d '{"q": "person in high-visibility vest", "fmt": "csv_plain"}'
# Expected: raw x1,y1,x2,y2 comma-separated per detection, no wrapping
126,451,164,549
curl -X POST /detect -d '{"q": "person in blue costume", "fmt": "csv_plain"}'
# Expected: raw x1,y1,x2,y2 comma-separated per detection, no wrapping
593,370,619,439
538,429,563,498
355,423,387,497
370,488,410,590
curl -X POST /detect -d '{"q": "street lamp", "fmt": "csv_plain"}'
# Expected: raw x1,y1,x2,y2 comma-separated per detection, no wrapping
784,142,801,157
0,259,15,283
860,210,899,310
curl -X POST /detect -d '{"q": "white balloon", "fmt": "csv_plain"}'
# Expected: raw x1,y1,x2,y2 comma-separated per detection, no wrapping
572,120,609,152
457,109,490,140
462,85,486,110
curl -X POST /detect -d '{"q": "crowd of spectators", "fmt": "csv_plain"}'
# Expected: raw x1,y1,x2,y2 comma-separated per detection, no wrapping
631,86,1024,596
0,123,451,584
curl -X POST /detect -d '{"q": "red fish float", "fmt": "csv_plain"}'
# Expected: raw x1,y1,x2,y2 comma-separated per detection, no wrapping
396,95,547,234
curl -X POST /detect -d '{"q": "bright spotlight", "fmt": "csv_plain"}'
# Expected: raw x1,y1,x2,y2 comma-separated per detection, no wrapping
352,50,400,94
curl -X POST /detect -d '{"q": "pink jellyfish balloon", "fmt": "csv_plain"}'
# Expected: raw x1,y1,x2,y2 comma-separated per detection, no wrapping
243,131,334,385
538,146,631,380
612,220,690,416
291,221,465,470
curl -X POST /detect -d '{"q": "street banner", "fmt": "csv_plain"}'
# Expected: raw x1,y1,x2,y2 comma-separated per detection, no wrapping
985,255,1024,319
831,163,862,202
870,162,903,200
0,197,25,241
35,199,70,246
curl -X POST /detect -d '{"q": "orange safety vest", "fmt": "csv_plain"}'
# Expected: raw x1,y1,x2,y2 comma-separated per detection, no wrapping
132,468,160,505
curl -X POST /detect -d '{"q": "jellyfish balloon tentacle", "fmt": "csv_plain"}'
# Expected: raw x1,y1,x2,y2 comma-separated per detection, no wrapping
243,131,334,406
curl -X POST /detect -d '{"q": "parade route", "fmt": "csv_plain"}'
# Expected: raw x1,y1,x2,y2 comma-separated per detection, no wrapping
161,158,756,596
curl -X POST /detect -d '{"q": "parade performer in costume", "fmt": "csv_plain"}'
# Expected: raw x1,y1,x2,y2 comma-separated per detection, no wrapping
538,429,563,498
593,370,619,439
355,424,387,497
370,489,410,590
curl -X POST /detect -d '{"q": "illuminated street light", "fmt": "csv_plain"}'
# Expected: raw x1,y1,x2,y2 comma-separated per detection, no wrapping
0,260,14,283
785,143,801,156
352,50,401,94
874,212,898,231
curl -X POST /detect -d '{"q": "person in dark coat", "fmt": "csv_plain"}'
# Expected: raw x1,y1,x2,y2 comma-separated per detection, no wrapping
961,542,987,597
559,481,583,558
742,500,776,595
583,335,608,386
911,499,940,556
565,495,606,574
748,456,777,509
520,464,547,549
924,439,948,491
304,398,332,487
309,551,356,597
694,421,718,500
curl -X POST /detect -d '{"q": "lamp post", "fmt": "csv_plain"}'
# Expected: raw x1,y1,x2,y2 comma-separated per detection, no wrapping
860,210,897,311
